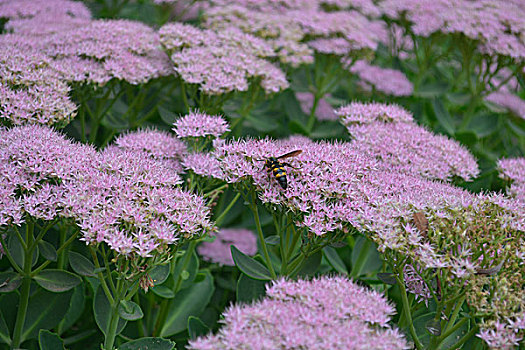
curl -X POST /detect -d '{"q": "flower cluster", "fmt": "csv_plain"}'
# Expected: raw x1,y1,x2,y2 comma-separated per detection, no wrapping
0,125,215,257
379,0,525,60
114,129,187,173
498,157,525,200
202,0,387,66
337,102,479,181
188,276,408,349
485,91,525,120
0,39,77,126
159,23,289,95
345,59,414,96
182,153,224,180
0,125,97,226
295,92,338,121
197,228,257,265
173,111,230,139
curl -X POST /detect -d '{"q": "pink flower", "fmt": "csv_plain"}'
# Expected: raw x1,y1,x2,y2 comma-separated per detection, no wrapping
173,111,230,138
197,228,257,265
345,60,413,96
188,276,408,350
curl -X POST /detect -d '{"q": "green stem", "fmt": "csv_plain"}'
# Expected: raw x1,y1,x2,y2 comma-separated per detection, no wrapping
447,324,479,350
437,317,468,345
181,81,190,113
89,246,114,305
11,222,35,349
396,271,424,350
250,193,277,279
215,192,241,226
306,94,320,133
57,225,67,270
104,300,121,350
31,229,79,276
442,295,466,334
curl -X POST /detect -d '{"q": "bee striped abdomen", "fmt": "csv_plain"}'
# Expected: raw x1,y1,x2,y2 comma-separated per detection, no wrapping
265,158,288,189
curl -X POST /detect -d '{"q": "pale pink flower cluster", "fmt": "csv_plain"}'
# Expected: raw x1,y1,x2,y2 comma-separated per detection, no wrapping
0,125,214,257
295,92,338,121
337,102,479,181
159,23,289,95
478,318,525,350
173,111,230,138
188,276,408,350
486,92,525,120
197,228,257,265
203,0,387,66
114,129,187,173
346,60,414,96
498,158,525,200
379,0,525,60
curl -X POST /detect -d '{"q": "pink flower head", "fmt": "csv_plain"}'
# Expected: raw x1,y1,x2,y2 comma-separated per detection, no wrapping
63,147,214,257
197,228,257,265
173,111,229,138
346,60,414,96
295,92,338,121
188,276,408,350
182,153,225,179
159,23,289,94
114,129,187,173
486,91,525,120
0,125,97,226
336,101,414,125
338,102,479,181
498,157,525,200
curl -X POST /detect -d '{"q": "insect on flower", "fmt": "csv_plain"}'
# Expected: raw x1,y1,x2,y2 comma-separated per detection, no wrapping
259,150,302,189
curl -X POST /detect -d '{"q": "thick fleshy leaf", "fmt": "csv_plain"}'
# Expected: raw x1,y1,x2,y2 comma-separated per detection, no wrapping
118,300,143,321
119,337,176,350
38,241,57,262
231,246,272,281
22,289,72,341
236,274,266,303
33,270,81,293
152,285,176,299
323,247,348,274
426,318,442,336
38,330,65,350
0,271,22,293
296,250,322,277
58,285,85,334
160,271,214,337
188,316,210,340
377,273,397,285
93,286,127,336
150,264,170,286
68,251,96,277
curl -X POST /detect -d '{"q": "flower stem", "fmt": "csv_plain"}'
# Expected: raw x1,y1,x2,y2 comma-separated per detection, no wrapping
11,222,35,350
250,192,277,279
395,269,424,350
215,192,241,226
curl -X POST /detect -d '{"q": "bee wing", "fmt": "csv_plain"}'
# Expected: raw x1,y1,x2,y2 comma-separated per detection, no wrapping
277,150,302,160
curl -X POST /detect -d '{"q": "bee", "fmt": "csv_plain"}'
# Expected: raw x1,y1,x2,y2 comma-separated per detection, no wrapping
262,150,302,189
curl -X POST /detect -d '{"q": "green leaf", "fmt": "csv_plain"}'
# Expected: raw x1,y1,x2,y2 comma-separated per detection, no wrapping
38,240,57,262
0,271,22,293
377,272,397,285
350,236,382,277
22,288,73,342
0,309,10,344
150,264,170,286
288,120,308,135
39,330,65,350
151,285,176,299
426,318,442,336
33,270,81,293
68,251,96,277
323,247,348,274
188,316,210,340
93,285,127,336
246,114,278,132
58,285,85,334
431,98,455,135
264,235,280,245
158,106,178,125
310,123,347,139
174,251,200,290
160,271,214,337
119,337,176,350
236,274,266,303
231,246,272,281
415,82,448,98
296,250,322,277
468,113,498,138
7,232,24,269
118,300,143,321
454,131,478,146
